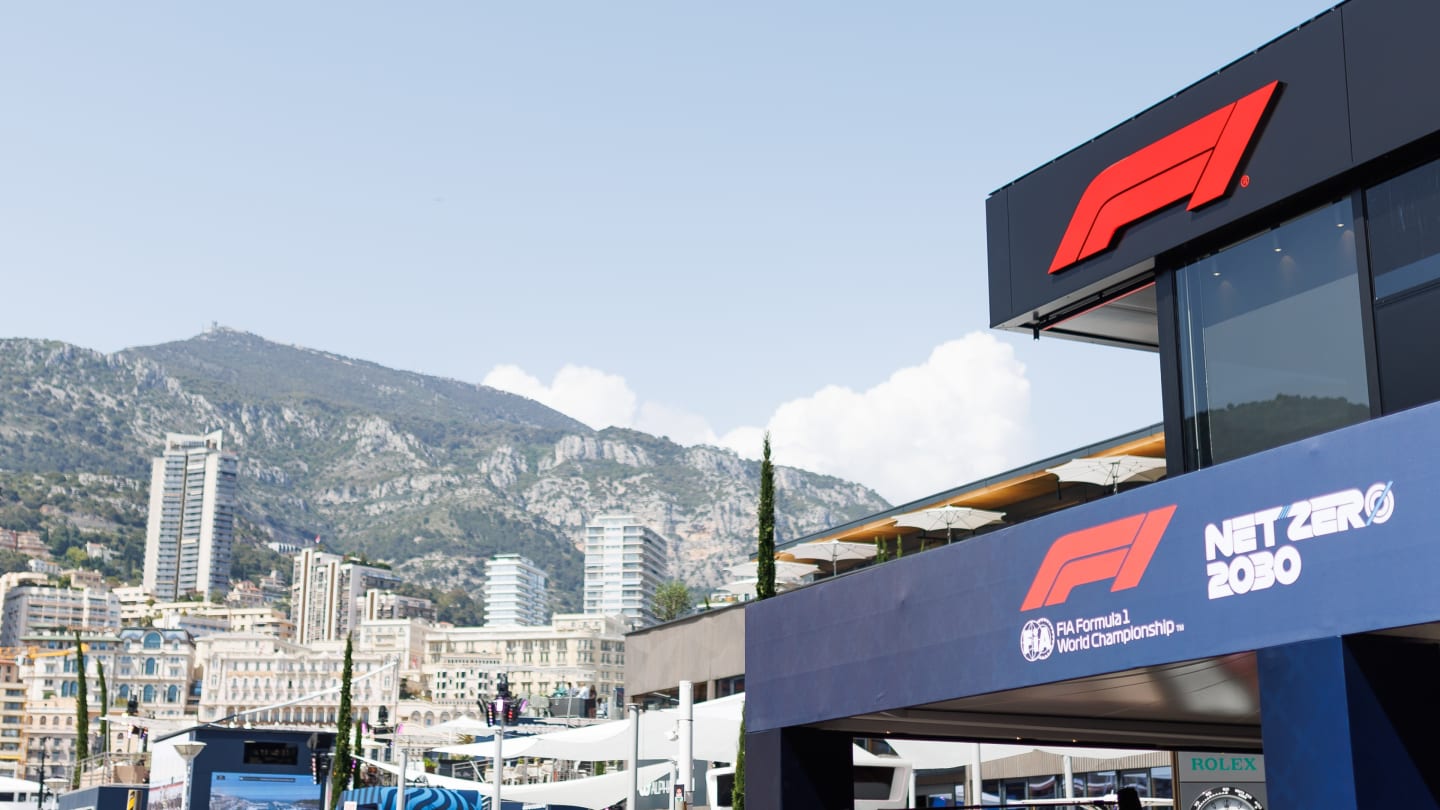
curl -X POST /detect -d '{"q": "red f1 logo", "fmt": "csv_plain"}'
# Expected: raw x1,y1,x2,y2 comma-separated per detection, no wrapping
1021,505,1177,611
1049,81,1280,274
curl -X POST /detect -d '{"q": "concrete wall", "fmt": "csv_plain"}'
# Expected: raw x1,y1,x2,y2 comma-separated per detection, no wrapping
626,603,745,699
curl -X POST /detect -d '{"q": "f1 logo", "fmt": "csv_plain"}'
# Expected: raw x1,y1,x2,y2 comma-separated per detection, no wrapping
1021,505,1177,611
1049,81,1280,274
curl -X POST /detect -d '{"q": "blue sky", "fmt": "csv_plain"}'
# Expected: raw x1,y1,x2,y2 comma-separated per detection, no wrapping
0,2,1337,502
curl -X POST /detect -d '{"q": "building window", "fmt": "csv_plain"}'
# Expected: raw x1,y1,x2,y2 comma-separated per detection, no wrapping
1177,200,1370,467
1365,157,1440,412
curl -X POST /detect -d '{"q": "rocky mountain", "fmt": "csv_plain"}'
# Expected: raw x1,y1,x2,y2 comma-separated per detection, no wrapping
0,329,889,610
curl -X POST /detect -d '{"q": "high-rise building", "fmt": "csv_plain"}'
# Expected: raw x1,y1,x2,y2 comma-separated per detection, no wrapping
0,585,121,647
483,554,549,627
141,431,238,602
291,548,403,645
582,515,667,628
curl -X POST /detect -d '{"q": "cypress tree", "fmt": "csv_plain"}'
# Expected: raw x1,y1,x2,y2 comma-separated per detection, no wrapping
97,660,108,756
756,433,776,600
330,634,354,809
731,717,746,810
74,631,89,787
352,719,363,789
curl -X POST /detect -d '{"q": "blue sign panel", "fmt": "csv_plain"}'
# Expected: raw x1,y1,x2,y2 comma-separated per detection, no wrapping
745,401,1440,733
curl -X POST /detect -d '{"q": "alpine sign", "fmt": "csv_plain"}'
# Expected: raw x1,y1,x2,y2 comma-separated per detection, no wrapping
1049,81,1280,274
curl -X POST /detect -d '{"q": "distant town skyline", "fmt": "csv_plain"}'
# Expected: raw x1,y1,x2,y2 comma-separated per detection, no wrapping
0,1,1337,502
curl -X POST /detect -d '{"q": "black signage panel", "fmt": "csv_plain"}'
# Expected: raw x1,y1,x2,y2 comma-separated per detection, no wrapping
1342,0,1440,165
242,741,299,766
990,11,1352,328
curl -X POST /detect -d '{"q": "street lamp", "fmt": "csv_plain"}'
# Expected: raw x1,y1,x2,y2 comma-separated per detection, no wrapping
42,779,66,810
32,741,47,810
173,741,206,810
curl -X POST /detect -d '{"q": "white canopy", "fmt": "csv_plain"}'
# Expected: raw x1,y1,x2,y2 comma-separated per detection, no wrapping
433,735,540,759
355,755,672,810
433,715,491,735
436,692,746,764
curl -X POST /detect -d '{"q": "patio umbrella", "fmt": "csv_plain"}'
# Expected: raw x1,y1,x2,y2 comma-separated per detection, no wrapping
717,578,796,597
893,504,1006,544
1046,455,1166,492
726,560,820,582
786,539,878,576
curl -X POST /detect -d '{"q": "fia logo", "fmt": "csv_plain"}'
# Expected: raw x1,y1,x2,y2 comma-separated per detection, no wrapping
1020,617,1055,662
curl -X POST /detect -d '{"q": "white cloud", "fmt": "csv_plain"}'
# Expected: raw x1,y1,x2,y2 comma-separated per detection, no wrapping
483,332,1032,504
483,364,638,433
720,332,1031,503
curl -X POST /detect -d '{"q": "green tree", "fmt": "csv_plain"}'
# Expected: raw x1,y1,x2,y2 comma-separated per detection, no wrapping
96,659,108,755
652,581,693,622
329,634,354,809
73,631,89,788
756,433,776,600
732,717,746,810
352,719,363,789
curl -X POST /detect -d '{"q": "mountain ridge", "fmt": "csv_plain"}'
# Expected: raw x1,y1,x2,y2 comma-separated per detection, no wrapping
0,329,890,611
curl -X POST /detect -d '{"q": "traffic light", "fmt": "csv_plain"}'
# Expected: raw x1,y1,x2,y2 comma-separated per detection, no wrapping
377,705,389,726
126,696,138,716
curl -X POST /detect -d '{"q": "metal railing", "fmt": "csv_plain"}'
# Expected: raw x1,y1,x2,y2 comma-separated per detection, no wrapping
76,751,150,788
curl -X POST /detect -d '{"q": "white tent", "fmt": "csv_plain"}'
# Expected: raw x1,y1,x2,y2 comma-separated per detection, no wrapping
433,715,491,735
355,754,672,810
433,735,540,759
440,692,744,764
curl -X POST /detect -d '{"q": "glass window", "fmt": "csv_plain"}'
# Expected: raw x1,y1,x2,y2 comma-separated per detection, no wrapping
1027,774,1059,799
1121,768,1150,797
1367,158,1440,300
1086,770,1117,798
1177,201,1370,466
1150,766,1173,800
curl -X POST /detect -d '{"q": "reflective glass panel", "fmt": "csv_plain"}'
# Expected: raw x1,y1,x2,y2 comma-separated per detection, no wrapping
1178,201,1370,466
1367,157,1440,300
1150,766,1174,799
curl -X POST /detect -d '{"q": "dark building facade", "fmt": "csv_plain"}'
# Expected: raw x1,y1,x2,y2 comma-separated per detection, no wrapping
745,0,1440,807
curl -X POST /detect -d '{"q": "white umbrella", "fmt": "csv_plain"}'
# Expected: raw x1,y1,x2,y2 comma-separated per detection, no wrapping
726,560,819,582
434,715,491,735
786,539,878,576
893,504,1006,543
717,578,796,597
1046,455,1166,492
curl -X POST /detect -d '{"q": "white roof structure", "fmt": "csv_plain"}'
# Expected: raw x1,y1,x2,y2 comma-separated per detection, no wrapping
435,692,745,764
356,755,672,810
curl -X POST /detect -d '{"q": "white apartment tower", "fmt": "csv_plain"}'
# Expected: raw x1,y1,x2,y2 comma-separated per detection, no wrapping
292,548,404,644
142,431,239,602
483,554,549,627
582,515,667,628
